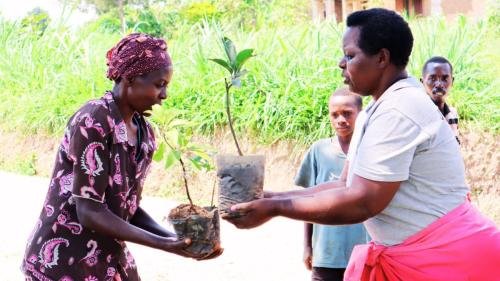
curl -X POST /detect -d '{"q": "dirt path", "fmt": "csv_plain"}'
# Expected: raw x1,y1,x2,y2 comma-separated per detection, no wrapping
0,171,309,281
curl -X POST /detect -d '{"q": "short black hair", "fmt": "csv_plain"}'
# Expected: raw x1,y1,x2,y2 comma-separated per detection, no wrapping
346,8,413,68
422,56,454,76
330,88,363,110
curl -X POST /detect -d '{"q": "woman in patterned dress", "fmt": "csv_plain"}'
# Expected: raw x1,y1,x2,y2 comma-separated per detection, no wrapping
21,33,221,281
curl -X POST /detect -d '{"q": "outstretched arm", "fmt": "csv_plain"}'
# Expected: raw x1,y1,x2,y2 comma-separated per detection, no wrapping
75,198,197,257
225,174,400,228
76,200,223,260
130,207,175,238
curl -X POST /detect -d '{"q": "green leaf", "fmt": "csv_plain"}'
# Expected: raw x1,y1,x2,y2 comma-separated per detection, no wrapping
233,69,248,79
153,142,165,162
190,155,213,171
235,48,254,71
191,149,211,162
169,119,191,128
188,143,216,155
189,157,202,170
165,129,178,145
178,133,188,148
164,149,180,169
209,58,232,73
222,37,237,67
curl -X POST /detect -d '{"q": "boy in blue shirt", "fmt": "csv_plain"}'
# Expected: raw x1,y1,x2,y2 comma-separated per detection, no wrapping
295,88,368,281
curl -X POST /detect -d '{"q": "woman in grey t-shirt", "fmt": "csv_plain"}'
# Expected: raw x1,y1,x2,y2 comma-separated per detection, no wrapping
223,8,500,281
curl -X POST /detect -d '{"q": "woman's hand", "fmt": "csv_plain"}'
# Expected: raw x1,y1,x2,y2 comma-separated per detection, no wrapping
158,236,193,257
198,243,224,260
222,198,278,229
160,236,224,260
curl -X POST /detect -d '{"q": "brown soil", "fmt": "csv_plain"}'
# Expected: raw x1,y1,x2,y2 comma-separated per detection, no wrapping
168,203,210,219
167,204,220,256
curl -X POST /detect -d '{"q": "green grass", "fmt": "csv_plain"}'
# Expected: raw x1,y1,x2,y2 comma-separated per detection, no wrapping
0,14,498,145
0,22,119,134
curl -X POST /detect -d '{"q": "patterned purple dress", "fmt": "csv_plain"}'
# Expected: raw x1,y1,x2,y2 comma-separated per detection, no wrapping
22,92,156,281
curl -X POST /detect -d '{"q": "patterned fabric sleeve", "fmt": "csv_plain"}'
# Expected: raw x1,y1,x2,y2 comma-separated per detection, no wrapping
68,106,112,203
294,144,317,188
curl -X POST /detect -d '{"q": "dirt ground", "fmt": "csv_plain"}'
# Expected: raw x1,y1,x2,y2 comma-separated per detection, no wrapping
0,171,310,281
2,171,498,281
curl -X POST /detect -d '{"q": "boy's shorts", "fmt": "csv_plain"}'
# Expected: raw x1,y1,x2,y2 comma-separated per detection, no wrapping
311,267,345,281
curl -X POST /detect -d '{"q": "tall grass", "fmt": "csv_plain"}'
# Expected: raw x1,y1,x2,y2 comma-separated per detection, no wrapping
158,21,346,144
0,15,498,145
0,21,119,134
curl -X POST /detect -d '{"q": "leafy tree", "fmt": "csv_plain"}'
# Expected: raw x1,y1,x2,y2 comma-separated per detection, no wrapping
180,2,220,23
21,7,51,36
61,0,165,32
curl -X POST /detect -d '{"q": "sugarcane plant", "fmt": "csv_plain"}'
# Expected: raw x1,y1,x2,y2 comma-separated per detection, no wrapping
209,37,255,156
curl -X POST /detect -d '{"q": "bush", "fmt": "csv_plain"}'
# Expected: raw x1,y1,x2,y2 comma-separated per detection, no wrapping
21,7,51,36
216,0,309,30
180,2,220,23
125,6,164,37
92,6,179,38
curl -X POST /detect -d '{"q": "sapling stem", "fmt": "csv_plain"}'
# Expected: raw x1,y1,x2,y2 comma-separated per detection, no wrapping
225,78,243,156
161,134,194,207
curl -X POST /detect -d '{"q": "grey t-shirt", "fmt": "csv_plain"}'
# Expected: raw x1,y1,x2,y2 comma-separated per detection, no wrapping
347,77,469,246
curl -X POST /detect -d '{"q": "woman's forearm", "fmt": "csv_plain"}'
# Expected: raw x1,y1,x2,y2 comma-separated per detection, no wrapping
76,198,167,250
130,207,175,237
269,181,346,199
273,187,372,225
271,176,400,225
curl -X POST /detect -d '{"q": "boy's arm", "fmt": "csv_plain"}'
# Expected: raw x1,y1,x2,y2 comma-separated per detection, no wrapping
293,145,316,271
303,223,313,270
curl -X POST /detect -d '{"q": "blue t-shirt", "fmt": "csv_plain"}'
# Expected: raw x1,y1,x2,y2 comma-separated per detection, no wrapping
295,137,369,268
